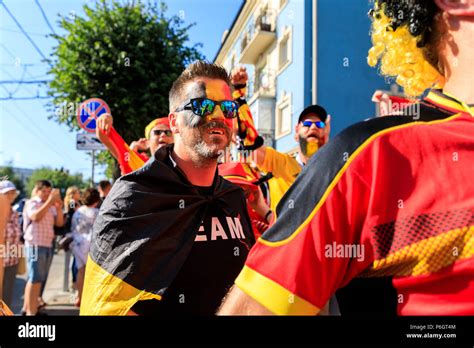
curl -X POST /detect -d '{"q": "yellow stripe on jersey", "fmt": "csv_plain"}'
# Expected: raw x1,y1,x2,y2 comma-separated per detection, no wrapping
235,265,319,315
364,225,474,277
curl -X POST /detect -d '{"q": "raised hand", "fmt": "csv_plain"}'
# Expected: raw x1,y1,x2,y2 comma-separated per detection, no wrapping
130,138,149,152
96,113,114,135
231,66,248,86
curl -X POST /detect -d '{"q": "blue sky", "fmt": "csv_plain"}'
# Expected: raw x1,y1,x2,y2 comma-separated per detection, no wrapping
0,0,243,181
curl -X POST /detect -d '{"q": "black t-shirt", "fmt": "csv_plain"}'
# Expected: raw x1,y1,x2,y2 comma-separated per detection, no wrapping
131,167,253,316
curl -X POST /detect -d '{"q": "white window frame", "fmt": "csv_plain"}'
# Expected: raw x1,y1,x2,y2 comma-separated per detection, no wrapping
277,26,292,75
275,92,292,139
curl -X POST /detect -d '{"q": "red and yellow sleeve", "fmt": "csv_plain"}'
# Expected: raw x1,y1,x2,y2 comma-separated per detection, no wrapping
106,128,147,175
260,147,301,183
235,157,374,315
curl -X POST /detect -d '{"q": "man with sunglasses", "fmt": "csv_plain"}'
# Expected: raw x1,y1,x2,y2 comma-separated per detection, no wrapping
81,61,255,316
257,104,330,211
96,115,173,175
256,103,330,169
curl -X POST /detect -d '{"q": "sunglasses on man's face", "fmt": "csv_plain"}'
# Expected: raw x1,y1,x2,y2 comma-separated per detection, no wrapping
175,98,238,119
152,129,172,137
302,120,325,129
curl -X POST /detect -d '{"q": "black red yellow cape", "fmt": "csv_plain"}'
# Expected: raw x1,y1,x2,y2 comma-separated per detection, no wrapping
81,145,253,315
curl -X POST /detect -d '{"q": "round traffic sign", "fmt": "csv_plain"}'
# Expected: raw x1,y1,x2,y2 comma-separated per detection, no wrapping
77,98,111,133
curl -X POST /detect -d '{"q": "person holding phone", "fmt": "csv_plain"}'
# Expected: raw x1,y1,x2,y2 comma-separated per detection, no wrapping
22,180,64,315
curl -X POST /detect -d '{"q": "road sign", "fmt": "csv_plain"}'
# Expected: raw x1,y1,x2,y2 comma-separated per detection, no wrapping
77,98,111,133
76,133,106,151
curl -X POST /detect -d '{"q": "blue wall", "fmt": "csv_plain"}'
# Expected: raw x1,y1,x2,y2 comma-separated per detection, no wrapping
316,0,389,137
274,0,307,152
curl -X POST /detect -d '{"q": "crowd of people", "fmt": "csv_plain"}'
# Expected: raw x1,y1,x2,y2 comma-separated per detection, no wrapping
0,0,473,317
0,179,111,315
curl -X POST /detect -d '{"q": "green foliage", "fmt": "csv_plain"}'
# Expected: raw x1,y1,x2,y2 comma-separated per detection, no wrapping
26,167,87,198
95,150,119,179
0,166,25,199
48,0,202,177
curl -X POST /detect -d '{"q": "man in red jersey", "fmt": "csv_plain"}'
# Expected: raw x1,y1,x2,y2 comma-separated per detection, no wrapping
219,0,474,316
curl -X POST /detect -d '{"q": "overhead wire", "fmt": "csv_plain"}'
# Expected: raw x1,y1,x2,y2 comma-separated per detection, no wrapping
34,0,56,35
1,2,50,63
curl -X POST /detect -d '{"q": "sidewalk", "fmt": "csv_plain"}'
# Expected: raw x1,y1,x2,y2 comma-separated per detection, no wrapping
11,249,79,316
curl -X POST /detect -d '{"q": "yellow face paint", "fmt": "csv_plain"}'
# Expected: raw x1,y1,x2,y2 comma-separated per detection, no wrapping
204,78,232,101
306,142,319,158
203,78,234,128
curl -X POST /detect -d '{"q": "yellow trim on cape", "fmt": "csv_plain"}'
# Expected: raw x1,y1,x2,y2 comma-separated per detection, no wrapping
80,256,161,316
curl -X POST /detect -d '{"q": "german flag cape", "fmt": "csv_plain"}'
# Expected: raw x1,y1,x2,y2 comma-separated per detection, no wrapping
81,144,252,315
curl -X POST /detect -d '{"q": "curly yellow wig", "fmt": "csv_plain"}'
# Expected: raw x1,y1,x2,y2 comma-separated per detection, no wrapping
368,0,445,97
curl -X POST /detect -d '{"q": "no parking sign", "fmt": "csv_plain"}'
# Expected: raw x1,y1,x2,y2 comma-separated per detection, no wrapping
77,98,111,133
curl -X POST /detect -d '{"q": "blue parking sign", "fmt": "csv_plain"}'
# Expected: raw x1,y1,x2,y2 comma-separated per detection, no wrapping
77,98,111,133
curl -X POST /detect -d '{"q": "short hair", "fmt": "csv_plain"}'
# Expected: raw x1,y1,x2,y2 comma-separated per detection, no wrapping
82,188,101,206
34,180,52,191
98,180,111,191
169,60,231,112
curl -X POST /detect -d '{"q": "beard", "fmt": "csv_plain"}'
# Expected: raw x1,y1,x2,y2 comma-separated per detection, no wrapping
299,136,319,158
182,119,232,161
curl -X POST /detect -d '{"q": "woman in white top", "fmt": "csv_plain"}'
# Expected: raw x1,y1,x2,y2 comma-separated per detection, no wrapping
70,188,100,306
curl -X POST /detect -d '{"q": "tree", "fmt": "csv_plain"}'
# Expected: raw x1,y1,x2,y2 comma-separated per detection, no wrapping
26,167,87,198
0,166,25,201
48,0,202,178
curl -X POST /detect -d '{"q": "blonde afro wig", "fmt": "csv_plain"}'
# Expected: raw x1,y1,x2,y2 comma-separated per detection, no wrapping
368,0,445,97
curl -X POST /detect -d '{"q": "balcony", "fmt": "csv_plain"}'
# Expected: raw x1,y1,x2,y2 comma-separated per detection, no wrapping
247,69,276,101
255,69,276,98
239,9,276,65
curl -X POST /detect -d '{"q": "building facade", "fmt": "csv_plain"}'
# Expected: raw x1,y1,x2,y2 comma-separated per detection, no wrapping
215,0,391,154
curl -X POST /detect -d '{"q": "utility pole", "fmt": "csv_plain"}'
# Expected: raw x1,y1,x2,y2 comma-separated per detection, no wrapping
91,150,95,187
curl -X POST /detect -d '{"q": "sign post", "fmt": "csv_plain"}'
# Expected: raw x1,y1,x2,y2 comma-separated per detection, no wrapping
76,133,106,186
67,98,110,290
91,150,95,187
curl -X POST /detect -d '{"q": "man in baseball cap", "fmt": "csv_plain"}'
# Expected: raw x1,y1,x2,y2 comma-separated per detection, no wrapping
251,101,331,212
296,104,329,160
